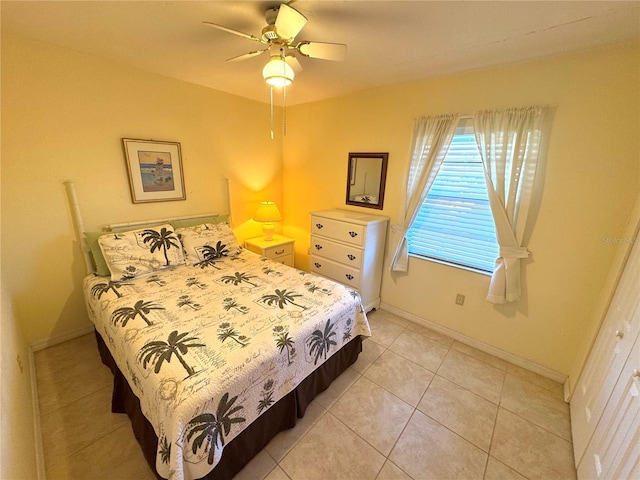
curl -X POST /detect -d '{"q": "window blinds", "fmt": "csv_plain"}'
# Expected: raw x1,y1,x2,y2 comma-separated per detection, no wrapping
406,128,499,273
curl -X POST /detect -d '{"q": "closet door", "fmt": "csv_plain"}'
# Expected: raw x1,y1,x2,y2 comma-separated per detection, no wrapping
577,333,640,480
570,238,640,464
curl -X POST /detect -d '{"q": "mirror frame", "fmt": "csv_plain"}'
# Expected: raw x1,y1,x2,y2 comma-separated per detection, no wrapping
345,152,388,210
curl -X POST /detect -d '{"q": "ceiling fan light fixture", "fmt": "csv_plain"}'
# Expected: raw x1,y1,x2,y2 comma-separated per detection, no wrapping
262,55,294,87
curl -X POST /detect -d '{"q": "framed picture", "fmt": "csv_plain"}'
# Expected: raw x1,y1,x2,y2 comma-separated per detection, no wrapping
122,138,186,203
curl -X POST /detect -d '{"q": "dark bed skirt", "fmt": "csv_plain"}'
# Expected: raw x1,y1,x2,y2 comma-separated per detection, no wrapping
94,330,363,480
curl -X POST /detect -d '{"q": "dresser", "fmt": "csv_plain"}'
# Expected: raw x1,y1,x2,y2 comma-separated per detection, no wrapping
310,209,388,312
245,234,295,267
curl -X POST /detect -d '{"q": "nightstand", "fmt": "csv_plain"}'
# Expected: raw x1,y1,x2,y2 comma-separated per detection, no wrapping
245,234,295,267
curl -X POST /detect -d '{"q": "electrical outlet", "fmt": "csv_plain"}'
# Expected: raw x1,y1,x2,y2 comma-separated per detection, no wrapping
455,294,465,306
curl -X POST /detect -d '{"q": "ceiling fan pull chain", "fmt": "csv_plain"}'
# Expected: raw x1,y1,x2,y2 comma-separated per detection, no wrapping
270,85,274,140
283,85,287,136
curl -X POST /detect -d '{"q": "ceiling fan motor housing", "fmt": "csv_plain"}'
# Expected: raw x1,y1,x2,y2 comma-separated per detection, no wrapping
261,25,279,42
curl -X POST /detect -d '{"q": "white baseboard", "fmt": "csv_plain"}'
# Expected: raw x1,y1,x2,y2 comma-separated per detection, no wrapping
30,323,95,352
564,375,572,403
379,302,568,385
29,348,46,480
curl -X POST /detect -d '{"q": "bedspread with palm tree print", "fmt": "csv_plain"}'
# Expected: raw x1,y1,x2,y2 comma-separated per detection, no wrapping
83,249,370,480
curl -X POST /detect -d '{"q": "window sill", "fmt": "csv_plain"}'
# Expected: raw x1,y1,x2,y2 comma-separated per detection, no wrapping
408,253,493,277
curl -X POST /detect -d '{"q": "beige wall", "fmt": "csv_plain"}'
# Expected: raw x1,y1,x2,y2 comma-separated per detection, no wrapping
1,34,284,344
282,42,639,378
0,284,40,480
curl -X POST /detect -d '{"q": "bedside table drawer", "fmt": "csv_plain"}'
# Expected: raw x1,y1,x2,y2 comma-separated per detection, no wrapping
273,253,294,267
262,242,294,259
244,234,296,268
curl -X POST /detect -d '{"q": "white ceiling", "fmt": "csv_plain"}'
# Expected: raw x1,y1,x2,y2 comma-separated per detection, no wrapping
2,1,639,106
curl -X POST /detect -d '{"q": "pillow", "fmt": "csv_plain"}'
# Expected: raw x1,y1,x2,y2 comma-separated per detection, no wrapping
170,215,229,229
85,217,229,275
85,226,132,276
85,231,112,276
176,222,242,267
98,224,185,281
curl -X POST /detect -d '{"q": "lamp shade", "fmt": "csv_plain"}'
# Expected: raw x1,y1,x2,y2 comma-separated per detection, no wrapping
262,56,294,87
253,202,282,223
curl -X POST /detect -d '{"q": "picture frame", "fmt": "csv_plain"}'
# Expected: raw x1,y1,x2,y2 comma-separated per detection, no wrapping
122,138,186,203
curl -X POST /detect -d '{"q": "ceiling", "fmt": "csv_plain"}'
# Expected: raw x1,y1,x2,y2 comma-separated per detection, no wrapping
2,1,639,106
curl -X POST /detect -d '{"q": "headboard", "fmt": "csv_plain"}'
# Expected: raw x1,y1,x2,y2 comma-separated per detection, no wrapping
64,179,232,275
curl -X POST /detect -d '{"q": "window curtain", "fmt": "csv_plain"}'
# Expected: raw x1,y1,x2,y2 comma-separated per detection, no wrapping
389,113,460,272
473,106,547,304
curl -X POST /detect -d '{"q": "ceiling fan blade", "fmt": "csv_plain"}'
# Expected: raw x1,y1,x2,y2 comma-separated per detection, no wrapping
275,4,307,40
297,41,347,61
285,54,303,73
202,22,263,43
227,49,269,62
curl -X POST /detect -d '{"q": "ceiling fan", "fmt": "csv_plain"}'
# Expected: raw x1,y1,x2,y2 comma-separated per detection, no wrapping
203,3,347,86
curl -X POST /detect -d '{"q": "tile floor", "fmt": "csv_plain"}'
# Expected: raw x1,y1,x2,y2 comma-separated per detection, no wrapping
35,309,578,480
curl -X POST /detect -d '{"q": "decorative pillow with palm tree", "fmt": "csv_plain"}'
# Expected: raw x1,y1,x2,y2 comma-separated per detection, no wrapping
98,224,185,281
176,223,242,267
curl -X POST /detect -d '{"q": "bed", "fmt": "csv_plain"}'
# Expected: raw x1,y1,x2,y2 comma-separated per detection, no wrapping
66,182,371,480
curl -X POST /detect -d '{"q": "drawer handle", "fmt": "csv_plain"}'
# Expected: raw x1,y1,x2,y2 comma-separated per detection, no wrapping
347,254,356,261
345,274,354,280
314,244,323,250
275,249,284,255
314,262,322,268
615,330,624,339
348,231,358,237
316,223,324,229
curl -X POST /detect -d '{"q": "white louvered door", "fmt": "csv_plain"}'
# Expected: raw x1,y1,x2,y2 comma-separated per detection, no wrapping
577,334,640,480
570,237,640,478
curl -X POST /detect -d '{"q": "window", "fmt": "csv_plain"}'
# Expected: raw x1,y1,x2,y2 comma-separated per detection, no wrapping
406,118,499,273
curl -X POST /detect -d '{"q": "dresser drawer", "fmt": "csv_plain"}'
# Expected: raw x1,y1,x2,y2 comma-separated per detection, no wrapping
311,216,365,247
310,235,363,269
310,255,360,289
262,242,293,260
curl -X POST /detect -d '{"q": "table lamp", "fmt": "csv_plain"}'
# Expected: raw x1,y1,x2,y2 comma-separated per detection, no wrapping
253,202,282,241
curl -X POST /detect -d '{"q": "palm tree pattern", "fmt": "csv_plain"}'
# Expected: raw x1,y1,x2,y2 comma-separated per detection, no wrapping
222,297,249,315
121,265,140,281
91,280,130,299
343,318,353,342
111,299,164,327
217,322,249,347
272,325,295,365
257,379,275,414
185,392,246,465
186,277,207,289
219,271,258,287
261,266,283,276
306,319,338,365
141,227,181,266
259,289,308,311
159,436,171,464
146,274,167,287
304,282,332,296
137,330,205,377
177,295,202,311
202,241,229,261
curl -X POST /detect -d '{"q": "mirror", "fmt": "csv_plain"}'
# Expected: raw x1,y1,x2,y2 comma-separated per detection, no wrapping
346,152,388,210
